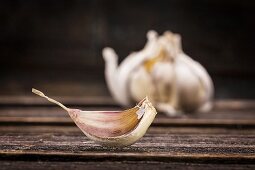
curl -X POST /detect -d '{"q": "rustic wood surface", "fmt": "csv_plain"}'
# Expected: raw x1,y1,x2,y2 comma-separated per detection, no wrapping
0,97,254,169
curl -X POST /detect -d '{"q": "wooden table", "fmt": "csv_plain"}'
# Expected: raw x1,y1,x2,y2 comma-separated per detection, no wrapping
0,96,254,169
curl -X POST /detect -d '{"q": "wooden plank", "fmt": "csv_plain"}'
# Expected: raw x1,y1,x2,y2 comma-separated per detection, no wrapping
0,106,254,128
0,96,116,107
0,116,255,128
1,125,254,164
0,132,254,163
1,126,255,135
1,107,255,119
214,100,255,111
0,99,254,167
0,97,255,110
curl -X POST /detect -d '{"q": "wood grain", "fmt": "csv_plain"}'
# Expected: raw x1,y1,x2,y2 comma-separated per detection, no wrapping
0,132,254,163
0,98,254,131
0,98,254,169
1,96,255,110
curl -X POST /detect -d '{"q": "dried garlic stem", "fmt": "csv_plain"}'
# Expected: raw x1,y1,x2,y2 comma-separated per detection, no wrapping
32,88,69,111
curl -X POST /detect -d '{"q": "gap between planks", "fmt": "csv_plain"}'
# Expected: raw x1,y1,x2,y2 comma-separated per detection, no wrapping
0,161,254,170
0,151,254,164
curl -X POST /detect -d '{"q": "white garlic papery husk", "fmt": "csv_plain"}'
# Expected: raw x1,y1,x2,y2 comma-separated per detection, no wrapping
103,30,214,116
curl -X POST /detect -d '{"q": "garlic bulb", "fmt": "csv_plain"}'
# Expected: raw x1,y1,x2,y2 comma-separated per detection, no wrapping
103,30,214,116
32,88,157,147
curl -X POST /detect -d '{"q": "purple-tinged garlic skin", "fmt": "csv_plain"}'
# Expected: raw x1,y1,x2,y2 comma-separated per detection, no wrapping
32,89,157,147
68,98,156,147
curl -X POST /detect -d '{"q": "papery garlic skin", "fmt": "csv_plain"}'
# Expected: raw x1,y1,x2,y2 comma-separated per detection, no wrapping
32,89,157,147
103,31,160,106
103,30,214,116
74,98,157,147
129,66,154,103
179,53,214,112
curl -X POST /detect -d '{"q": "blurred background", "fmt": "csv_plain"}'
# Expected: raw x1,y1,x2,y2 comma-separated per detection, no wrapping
1,0,255,99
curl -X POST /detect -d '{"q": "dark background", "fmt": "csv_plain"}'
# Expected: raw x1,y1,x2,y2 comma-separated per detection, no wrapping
1,0,255,98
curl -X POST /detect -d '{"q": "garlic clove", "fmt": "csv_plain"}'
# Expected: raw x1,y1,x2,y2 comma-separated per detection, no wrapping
178,54,214,112
129,66,154,103
174,60,205,111
32,88,157,147
150,61,179,116
102,30,160,107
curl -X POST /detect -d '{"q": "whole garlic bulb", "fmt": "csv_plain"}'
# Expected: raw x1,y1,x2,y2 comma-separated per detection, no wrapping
103,30,214,116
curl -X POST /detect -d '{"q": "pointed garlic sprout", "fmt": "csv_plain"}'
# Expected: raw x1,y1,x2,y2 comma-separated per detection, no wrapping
32,88,157,147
